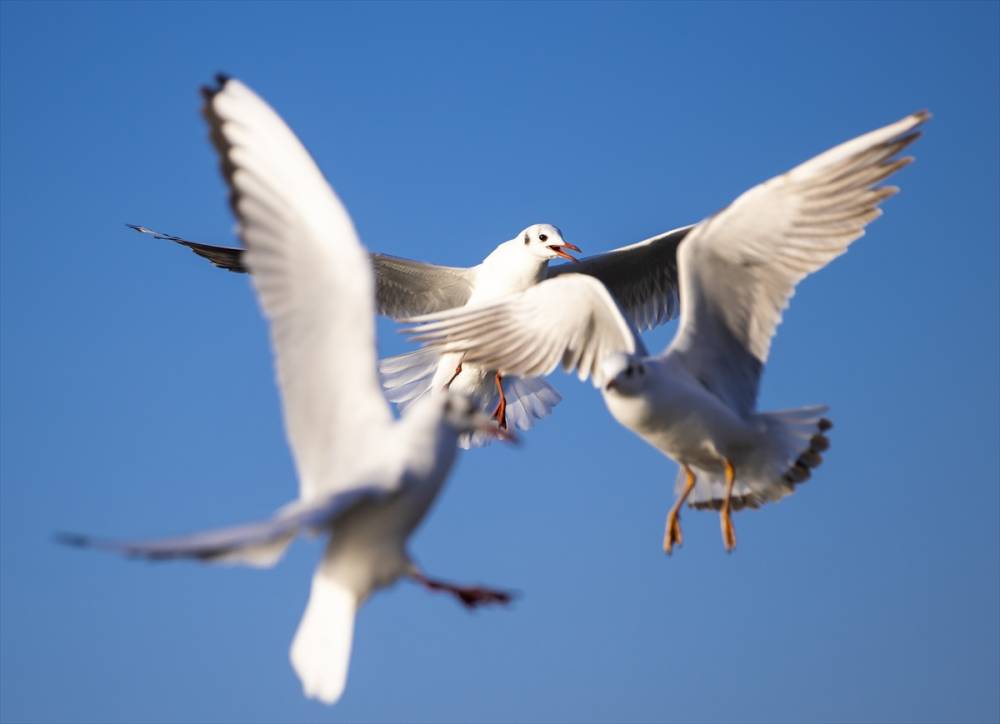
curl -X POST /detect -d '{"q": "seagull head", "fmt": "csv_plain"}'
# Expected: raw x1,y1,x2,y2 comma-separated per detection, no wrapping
601,353,648,396
441,391,518,443
518,224,581,263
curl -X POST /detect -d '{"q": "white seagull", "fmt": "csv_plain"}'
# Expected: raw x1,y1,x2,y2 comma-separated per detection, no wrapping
405,111,929,552
62,75,515,705
128,221,693,446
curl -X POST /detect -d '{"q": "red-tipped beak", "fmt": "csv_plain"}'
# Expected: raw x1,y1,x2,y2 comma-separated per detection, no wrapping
548,242,581,263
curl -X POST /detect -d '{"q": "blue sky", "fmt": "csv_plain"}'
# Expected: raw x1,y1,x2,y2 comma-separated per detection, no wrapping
1,2,997,722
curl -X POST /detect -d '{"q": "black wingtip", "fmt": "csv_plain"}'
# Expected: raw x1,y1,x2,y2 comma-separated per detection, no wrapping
200,72,231,99
125,223,144,232
54,531,91,548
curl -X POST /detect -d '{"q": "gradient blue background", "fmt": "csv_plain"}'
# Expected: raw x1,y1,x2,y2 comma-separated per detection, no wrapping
2,2,998,723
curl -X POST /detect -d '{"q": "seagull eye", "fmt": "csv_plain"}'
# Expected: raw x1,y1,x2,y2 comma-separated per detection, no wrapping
539,234,548,242
625,367,634,378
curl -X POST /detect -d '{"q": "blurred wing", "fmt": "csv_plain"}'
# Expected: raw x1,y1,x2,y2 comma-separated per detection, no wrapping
547,224,693,331
127,225,475,317
202,75,394,498
405,274,642,387
57,486,387,567
668,111,928,415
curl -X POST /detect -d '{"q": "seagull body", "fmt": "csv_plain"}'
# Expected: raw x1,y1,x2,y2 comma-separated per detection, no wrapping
129,217,694,444
64,76,513,706
407,110,928,550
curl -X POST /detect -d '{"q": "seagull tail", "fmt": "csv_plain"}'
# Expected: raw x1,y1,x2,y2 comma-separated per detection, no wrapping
380,348,562,448
379,347,441,411
289,564,361,705
682,406,832,511
460,376,562,449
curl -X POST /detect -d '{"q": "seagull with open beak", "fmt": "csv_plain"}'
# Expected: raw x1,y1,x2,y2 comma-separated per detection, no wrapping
428,223,580,436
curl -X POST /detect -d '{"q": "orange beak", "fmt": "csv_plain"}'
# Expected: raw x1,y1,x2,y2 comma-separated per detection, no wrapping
548,242,581,263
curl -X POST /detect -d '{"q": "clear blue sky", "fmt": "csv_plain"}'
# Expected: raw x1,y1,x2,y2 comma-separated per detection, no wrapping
2,2,997,722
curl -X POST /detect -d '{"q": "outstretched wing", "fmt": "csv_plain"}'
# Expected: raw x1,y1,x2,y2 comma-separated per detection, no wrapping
127,224,476,317
668,111,929,415
202,75,394,499
547,224,693,331
405,274,642,387
57,486,387,567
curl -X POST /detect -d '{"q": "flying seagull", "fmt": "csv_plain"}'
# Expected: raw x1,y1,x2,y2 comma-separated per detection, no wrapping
405,110,929,552
63,75,515,705
128,220,694,444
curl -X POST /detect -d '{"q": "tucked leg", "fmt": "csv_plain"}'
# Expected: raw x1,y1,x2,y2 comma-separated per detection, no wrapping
409,570,514,610
664,464,697,555
491,372,507,430
719,458,737,552
444,361,463,388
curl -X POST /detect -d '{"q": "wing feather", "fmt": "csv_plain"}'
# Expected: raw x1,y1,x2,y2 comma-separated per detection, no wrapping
127,225,475,316
201,76,393,498
405,274,641,387
667,111,928,415
546,225,693,331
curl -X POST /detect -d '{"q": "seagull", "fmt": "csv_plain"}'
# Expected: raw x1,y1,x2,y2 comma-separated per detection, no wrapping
128,220,694,445
405,111,929,553
62,75,516,706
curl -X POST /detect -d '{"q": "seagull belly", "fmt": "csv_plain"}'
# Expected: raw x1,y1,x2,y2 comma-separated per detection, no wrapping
603,377,750,473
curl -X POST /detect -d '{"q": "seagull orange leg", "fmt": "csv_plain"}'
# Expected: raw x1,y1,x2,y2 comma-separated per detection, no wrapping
409,570,514,609
664,465,697,555
491,372,507,430
444,361,463,388
720,458,737,552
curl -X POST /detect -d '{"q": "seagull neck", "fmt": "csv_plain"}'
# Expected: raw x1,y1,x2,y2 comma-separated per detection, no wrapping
472,242,549,302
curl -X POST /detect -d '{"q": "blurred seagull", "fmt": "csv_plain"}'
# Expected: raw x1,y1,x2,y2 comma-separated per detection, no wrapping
405,111,929,553
62,75,515,705
128,219,694,444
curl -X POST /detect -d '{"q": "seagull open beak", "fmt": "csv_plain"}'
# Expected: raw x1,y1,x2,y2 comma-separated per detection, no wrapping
548,241,581,263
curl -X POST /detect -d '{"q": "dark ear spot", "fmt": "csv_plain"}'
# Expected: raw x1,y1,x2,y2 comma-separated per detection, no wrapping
524,233,530,245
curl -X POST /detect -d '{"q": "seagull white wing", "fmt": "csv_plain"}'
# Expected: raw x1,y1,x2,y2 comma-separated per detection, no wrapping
406,274,642,387
202,75,394,498
667,111,928,415
547,224,693,331
56,486,388,566
127,224,476,317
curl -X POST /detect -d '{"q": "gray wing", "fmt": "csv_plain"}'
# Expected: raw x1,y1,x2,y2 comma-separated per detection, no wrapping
371,253,476,318
56,486,387,566
127,224,475,318
546,224,694,331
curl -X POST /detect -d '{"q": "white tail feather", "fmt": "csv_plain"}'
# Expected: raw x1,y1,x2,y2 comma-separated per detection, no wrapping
459,376,562,449
290,567,359,705
679,405,832,510
379,348,561,449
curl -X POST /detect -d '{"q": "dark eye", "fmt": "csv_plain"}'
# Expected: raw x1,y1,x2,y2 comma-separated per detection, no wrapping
539,233,548,242
523,234,530,245
625,367,634,378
